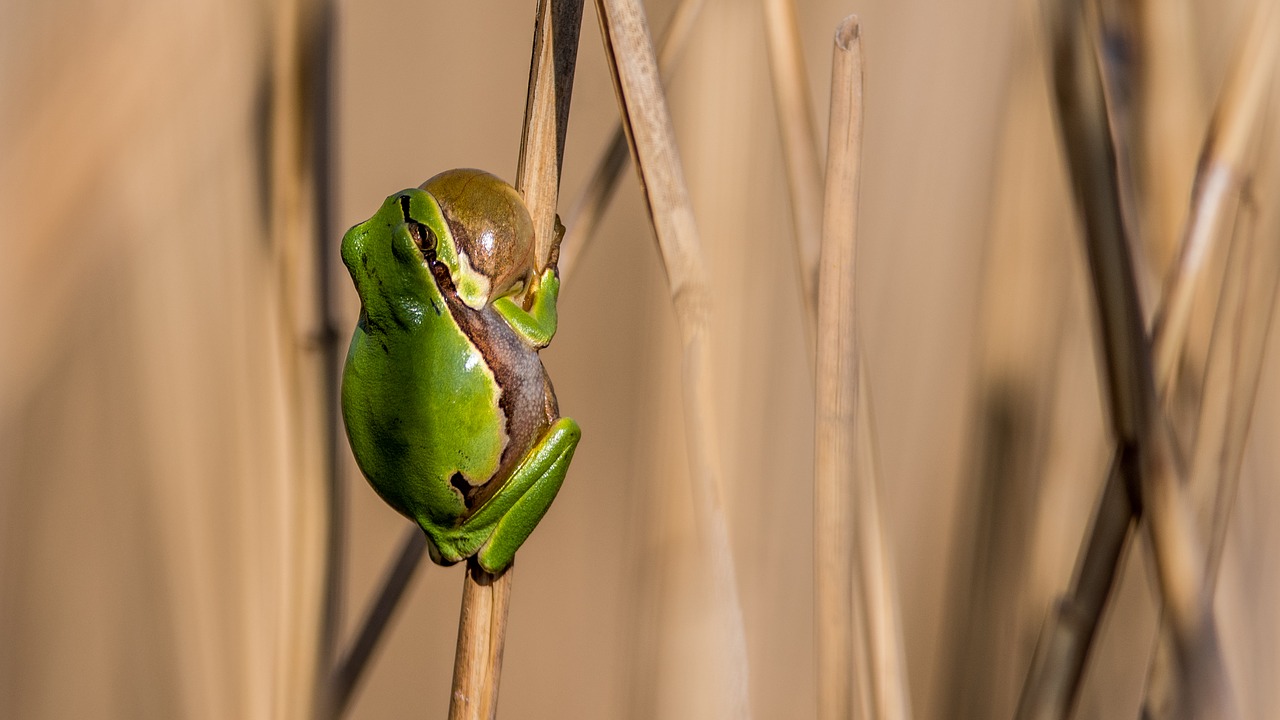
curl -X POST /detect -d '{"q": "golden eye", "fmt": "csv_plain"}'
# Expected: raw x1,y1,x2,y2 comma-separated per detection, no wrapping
409,222,437,259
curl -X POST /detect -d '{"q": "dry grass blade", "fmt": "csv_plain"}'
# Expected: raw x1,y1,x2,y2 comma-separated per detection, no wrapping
1015,450,1135,720
1145,14,1278,702
763,0,825,332
1152,0,1279,407
329,529,428,717
450,2,583,717
814,17,911,720
1018,5,1278,718
516,0,585,269
558,0,706,283
1017,2,1236,719
1093,0,1205,280
1197,208,1277,590
593,0,752,715
270,0,330,717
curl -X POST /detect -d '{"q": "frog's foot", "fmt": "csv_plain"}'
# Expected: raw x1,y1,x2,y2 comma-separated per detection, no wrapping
469,417,580,573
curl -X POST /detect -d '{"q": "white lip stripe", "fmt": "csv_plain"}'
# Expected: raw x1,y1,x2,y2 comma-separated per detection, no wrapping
454,249,491,310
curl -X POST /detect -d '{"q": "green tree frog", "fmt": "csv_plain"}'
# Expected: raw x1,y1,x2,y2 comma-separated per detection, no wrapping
340,168,580,574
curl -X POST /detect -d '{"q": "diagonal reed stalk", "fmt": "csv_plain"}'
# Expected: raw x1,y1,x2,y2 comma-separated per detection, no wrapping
329,530,427,716
1142,5,1279,716
1015,1,1266,718
558,0,706,283
447,2,584,719
593,0,753,715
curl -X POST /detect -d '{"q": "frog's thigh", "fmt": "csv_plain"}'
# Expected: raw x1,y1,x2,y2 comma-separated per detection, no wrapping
476,418,581,573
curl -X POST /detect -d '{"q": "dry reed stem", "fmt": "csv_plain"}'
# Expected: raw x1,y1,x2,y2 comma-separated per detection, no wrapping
516,0,585,268
456,1,582,717
814,18,911,720
310,0,344,696
1132,0,1205,275
449,561,514,720
761,8,912,718
1152,0,1279,411
593,0,752,715
1093,0,1205,282
813,20,863,719
763,0,825,331
1017,2,1237,718
854,364,913,720
1018,5,1278,717
330,529,428,717
1197,209,1277,590
449,2,583,717
1144,205,1273,720
558,0,706,283
1145,28,1278,706
270,0,330,717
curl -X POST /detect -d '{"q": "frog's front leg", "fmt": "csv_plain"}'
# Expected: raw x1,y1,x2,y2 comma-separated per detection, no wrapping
493,268,560,348
461,417,581,573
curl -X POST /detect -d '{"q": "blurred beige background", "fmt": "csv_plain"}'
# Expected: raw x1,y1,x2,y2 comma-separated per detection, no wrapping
2,0,1278,719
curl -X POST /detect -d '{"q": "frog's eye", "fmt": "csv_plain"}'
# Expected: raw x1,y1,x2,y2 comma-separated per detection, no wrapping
408,222,437,259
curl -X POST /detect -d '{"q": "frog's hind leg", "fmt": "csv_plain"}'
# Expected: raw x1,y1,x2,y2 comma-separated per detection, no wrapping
473,417,580,573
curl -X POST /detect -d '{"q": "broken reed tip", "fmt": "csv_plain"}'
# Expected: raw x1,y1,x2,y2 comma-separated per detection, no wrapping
835,15,861,48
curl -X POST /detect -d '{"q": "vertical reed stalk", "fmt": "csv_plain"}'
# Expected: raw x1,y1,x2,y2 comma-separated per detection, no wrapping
270,0,330,717
448,1,583,718
813,20,864,717
448,561,515,720
762,0,825,331
815,19,911,720
763,9,913,719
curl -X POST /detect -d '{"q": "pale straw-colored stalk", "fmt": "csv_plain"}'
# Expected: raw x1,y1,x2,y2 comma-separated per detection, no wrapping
813,20,864,719
762,8,912,719
814,18,911,720
1151,0,1278,413
762,0,824,330
270,0,330,717
593,0,752,715
1142,6,1279,716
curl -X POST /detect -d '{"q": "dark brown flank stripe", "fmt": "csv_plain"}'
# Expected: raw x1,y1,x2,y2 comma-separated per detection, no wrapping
429,261,558,513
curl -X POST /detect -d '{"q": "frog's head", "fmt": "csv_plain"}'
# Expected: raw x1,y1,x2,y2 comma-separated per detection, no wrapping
340,186,445,315
340,169,534,313
420,169,535,310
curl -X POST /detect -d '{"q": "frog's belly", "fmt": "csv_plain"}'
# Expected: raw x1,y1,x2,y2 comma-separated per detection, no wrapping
341,312,509,528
